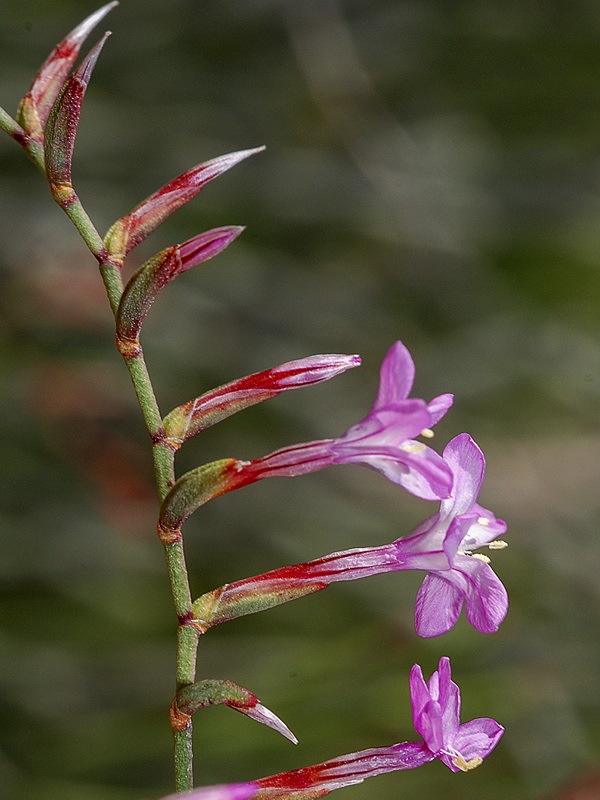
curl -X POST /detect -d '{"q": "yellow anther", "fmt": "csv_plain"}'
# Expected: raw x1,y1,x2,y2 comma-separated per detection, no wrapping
452,755,483,772
471,553,491,564
488,540,508,550
400,441,426,454
477,517,490,526
420,428,435,439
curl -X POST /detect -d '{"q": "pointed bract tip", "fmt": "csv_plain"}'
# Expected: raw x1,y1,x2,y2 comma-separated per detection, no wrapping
245,702,299,745
75,32,112,85
72,2,119,44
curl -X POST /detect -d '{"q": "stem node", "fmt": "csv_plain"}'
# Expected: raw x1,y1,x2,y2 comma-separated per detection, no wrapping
116,332,142,360
170,699,192,732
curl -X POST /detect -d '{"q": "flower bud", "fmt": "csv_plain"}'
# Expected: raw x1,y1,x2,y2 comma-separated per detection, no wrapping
16,2,117,142
104,147,264,256
116,226,244,344
44,33,110,193
163,354,361,448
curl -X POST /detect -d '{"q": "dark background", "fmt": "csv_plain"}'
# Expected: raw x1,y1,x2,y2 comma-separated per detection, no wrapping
1,1,600,799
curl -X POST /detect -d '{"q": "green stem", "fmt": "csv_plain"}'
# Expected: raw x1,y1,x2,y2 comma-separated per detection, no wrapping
59,193,106,258
0,107,46,173
0,105,21,138
99,260,124,317
122,350,164,439
46,176,198,791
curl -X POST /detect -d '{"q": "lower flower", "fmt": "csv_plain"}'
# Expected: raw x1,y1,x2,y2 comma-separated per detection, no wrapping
158,658,503,800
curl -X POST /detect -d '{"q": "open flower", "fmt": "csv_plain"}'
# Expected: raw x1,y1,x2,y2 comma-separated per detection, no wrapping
192,433,507,637
158,658,503,800
236,341,454,501
396,432,508,636
410,657,504,772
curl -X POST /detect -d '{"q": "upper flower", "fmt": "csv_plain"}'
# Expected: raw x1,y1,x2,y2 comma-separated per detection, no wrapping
410,657,504,772
396,432,508,636
238,341,454,501
158,341,454,539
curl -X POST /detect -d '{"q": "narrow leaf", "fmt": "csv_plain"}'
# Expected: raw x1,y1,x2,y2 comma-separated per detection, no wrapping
175,679,297,744
44,33,110,188
117,226,243,342
16,2,118,140
104,147,264,256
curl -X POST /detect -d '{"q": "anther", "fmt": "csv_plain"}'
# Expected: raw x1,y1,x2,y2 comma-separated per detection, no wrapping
400,442,426,454
488,540,508,550
452,755,483,772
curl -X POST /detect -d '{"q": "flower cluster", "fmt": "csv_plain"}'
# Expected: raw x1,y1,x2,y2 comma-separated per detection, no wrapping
0,5,509,799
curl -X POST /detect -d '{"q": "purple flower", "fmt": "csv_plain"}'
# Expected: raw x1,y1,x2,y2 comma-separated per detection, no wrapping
157,658,503,800
238,341,454,501
192,435,507,638
396,432,508,636
410,657,504,772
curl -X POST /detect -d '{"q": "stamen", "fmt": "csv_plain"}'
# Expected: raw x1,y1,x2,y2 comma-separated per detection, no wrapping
477,517,489,526
488,540,508,550
420,428,434,439
452,755,483,772
400,441,426,454
471,553,491,564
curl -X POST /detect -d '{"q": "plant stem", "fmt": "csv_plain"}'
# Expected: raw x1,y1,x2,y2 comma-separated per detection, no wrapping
119,346,198,793
54,190,198,792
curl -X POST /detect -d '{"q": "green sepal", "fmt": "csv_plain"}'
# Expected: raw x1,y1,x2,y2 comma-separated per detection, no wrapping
159,459,243,534
162,388,275,449
117,246,176,341
193,582,325,630
177,679,255,715
175,679,297,743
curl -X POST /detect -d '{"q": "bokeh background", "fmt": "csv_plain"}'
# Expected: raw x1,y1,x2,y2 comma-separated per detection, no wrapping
1,1,600,799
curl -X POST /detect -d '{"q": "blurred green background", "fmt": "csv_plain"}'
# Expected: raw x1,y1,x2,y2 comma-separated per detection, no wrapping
1,1,600,799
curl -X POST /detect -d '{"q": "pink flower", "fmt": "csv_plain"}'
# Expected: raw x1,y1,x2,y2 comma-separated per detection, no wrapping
191,436,507,638
157,658,503,800
237,341,454,501
396,433,508,636
410,657,504,772
158,342,453,539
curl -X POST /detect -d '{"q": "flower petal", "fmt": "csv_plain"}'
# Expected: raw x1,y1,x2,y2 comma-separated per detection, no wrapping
337,402,431,449
427,392,454,424
345,444,452,501
372,341,415,408
454,556,509,633
414,573,464,637
450,717,505,767
440,433,486,519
